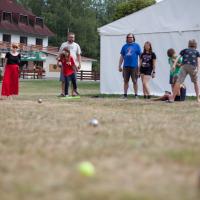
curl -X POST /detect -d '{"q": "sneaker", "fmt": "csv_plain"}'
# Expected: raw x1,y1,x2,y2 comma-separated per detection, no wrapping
120,95,128,99
72,90,80,96
147,95,151,99
57,93,65,97
134,95,139,99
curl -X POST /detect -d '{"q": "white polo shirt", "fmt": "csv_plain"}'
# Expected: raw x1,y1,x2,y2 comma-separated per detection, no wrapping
59,41,81,65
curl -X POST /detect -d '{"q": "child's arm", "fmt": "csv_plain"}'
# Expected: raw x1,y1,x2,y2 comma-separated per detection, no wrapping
56,55,62,67
176,57,182,67
172,55,181,70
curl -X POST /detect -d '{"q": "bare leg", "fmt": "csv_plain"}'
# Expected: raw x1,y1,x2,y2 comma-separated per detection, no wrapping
124,81,129,95
141,74,146,96
61,81,65,95
143,75,151,96
133,82,138,96
194,82,200,102
172,82,180,100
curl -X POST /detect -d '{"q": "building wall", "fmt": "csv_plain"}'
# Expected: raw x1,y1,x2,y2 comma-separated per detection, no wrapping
0,31,48,47
27,36,36,46
0,32,2,41
11,34,20,43
43,37,48,47
43,54,60,78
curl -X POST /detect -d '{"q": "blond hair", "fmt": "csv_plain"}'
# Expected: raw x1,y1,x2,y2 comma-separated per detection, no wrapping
188,39,197,49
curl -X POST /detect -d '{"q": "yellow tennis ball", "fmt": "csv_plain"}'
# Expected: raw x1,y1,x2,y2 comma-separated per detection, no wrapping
78,162,95,177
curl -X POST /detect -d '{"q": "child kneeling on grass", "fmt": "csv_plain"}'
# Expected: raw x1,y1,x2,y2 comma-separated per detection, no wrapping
153,84,186,102
58,48,79,97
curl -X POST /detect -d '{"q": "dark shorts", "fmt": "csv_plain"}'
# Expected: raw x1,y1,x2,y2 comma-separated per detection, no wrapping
123,67,138,84
140,67,152,76
169,75,179,85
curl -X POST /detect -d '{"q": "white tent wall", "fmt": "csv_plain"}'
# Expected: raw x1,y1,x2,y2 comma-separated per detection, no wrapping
99,0,200,96
100,31,200,95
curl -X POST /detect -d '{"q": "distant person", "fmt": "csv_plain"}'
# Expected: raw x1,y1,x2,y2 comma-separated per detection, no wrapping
1,44,21,99
118,33,141,99
170,40,200,102
167,48,182,92
139,41,156,99
57,48,78,96
58,32,81,97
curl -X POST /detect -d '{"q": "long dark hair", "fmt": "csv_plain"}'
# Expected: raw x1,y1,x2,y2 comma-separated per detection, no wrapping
126,33,135,43
60,48,70,61
143,41,152,54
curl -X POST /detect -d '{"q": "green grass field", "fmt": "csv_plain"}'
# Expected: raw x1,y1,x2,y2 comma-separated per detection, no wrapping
0,80,200,200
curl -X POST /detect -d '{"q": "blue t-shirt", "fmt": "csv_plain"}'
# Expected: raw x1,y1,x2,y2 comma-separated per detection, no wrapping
120,43,141,68
180,48,200,67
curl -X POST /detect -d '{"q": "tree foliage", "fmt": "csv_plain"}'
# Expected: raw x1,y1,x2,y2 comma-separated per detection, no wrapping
17,0,156,60
113,0,156,20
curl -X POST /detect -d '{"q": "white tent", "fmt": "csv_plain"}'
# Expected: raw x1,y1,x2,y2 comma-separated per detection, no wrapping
98,0,200,95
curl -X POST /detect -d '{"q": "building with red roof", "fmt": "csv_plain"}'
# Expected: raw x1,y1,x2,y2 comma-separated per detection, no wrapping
0,0,54,47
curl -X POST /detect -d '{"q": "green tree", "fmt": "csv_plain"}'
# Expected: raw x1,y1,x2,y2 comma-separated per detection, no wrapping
17,0,156,63
113,0,156,20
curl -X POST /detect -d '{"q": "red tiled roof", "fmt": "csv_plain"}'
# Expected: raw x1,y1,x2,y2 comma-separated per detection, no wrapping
0,0,34,15
0,0,55,37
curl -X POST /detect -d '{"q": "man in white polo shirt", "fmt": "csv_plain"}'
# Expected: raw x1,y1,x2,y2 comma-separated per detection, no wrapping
58,32,82,96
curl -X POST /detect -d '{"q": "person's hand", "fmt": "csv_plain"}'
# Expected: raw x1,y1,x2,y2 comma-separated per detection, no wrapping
119,66,123,72
77,64,81,71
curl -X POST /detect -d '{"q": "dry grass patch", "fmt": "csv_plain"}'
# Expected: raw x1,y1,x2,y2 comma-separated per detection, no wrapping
0,80,200,200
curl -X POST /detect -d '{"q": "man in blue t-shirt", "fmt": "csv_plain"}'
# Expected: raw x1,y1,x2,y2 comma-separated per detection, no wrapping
118,33,141,98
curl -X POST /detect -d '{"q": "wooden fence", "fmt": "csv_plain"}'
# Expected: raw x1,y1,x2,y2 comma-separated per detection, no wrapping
77,70,100,81
20,69,45,79
19,70,100,81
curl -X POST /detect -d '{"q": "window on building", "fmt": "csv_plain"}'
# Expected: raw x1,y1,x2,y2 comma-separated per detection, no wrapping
3,12,12,23
19,15,28,25
36,38,43,46
29,17,35,27
12,13,19,24
35,17,43,27
3,34,11,43
20,36,27,44
0,12,2,22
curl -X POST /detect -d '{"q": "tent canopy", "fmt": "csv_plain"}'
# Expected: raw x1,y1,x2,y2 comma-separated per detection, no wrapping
99,0,200,36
